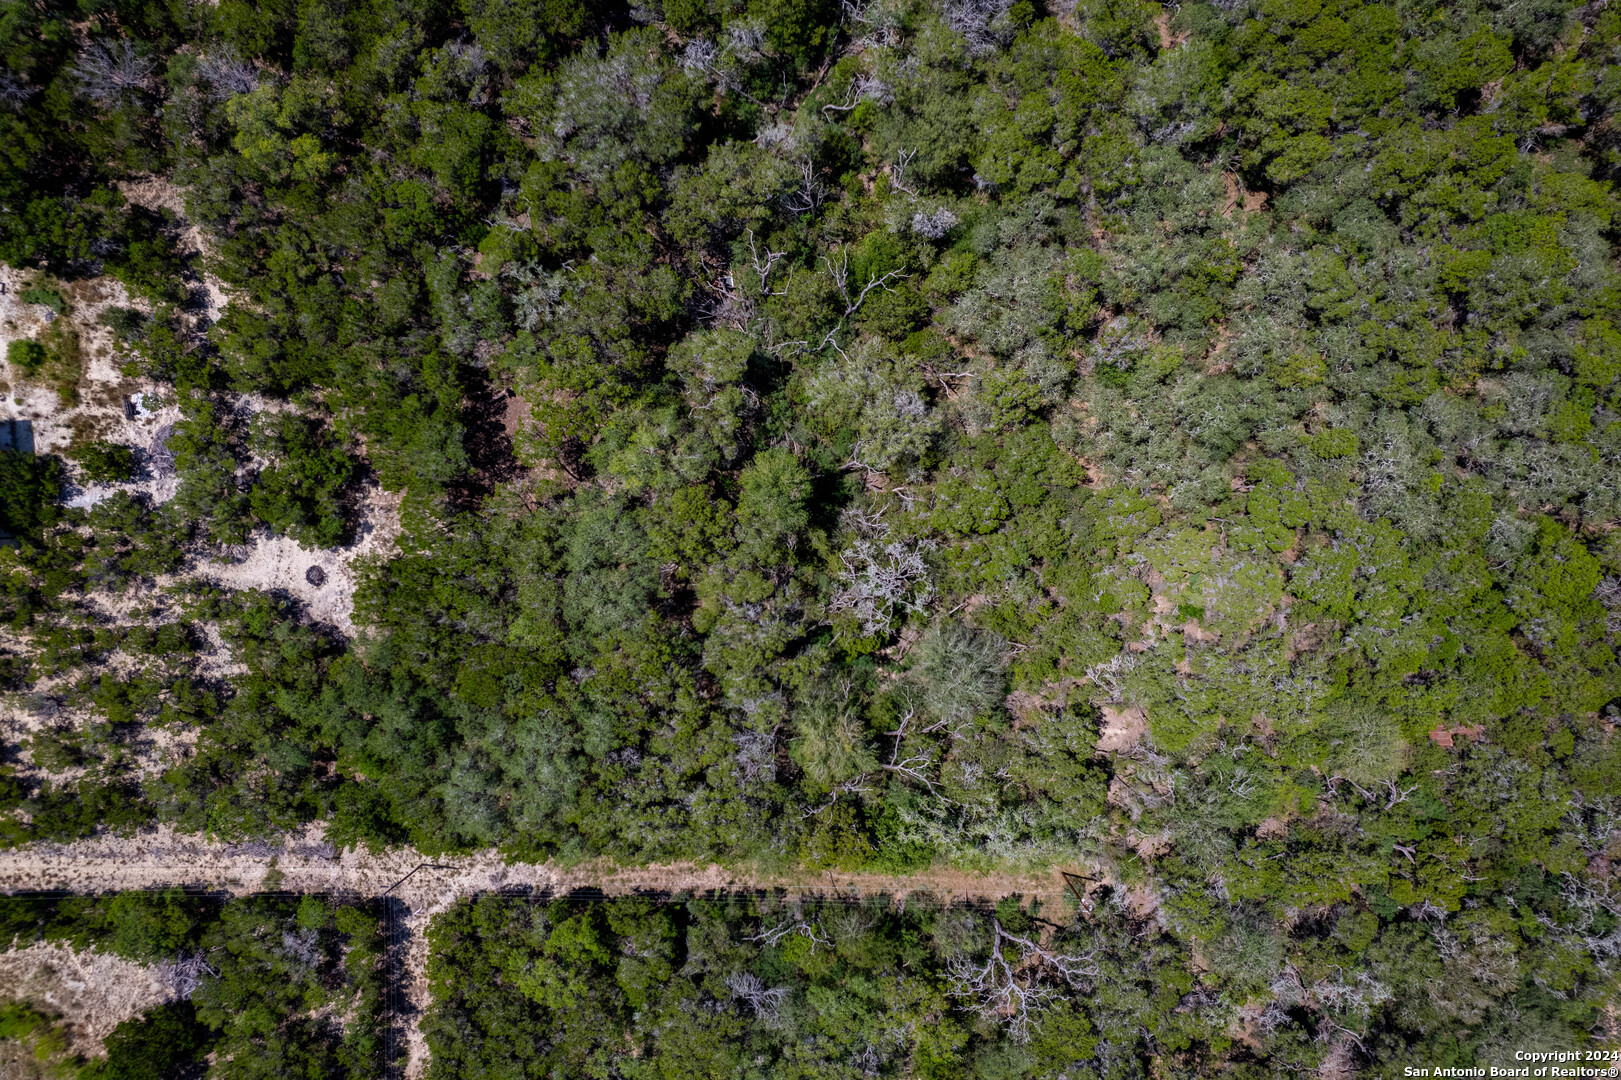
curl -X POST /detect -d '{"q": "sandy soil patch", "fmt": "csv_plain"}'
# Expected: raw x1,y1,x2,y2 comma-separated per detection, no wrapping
0,942,171,1058
198,483,403,635
0,266,177,478
1096,704,1147,753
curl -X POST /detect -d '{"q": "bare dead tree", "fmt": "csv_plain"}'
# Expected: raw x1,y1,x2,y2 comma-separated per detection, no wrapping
818,246,907,351
802,775,874,818
72,40,157,108
821,74,891,118
825,247,908,317
891,147,918,195
828,512,935,635
725,971,790,1022
1537,873,1621,960
0,70,37,111
746,228,788,296
940,0,1017,55
842,0,875,23
1325,775,1376,803
1083,651,1138,702
681,39,719,75
911,208,960,239
784,159,826,215
732,728,778,783
879,699,953,801
700,270,756,329
947,920,1100,1043
160,951,219,1000
197,48,261,100
748,916,831,953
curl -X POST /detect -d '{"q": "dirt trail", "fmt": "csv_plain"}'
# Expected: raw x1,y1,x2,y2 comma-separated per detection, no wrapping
0,828,1091,1077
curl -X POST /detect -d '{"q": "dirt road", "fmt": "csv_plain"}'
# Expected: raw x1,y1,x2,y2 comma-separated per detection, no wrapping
0,827,1090,1077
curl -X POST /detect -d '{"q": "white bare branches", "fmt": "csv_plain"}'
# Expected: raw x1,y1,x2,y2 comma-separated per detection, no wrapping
681,39,719,75
829,510,934,636
748,916,831,953
73,40,157,108
197,48,261,100
0,70,37,111
159,951,219,1000
827,248,909,318
1596,577,1621,636
785,160,827,215
1381,779,1416,810
1538,873,1621,959
947,920,1099,1043
879,699,957,800
1265,965,1391,1031
911,208,960,239
747,228,788,296
941,0,1017,55
732,728,778,783
802,775,875,817
1325,776,1416,812
820,74,891,118
702,271,756,329
818,247,907,351
892,147,918,196
726,971,789,1022
1084,651,1139,703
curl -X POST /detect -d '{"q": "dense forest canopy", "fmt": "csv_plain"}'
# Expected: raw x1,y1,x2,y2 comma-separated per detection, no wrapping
1,0,1621,1070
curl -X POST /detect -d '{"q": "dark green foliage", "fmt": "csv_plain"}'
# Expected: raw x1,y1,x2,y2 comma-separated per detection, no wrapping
1,778,154,848
248,413,354,547
74,441,136,484
98,307,147,341
83,1001,212,1080
0,452,63,548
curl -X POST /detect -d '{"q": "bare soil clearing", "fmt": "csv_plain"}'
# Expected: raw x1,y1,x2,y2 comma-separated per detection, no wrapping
0,828,1093,1076
0,942,171,1058
199,483,404,636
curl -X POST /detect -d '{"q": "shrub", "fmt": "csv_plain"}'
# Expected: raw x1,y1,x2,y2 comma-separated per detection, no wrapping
75,440,137,484
0,450,63,546
6,339,45,376
17,283,64,312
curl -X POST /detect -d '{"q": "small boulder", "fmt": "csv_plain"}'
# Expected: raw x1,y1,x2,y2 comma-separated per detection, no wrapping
305,565,327,587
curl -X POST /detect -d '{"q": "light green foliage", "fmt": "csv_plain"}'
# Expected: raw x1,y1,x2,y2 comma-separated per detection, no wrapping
6,340,46,377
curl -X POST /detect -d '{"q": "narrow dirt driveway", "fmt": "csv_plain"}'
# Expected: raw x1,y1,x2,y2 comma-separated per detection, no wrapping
0,827,1093,1077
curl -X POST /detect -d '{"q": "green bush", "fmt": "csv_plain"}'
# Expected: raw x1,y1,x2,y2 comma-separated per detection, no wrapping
0,451,62,547
6,340,46,376
82,1002,213,1080
74,441,136,484
98,307,147,341
17,284,64,313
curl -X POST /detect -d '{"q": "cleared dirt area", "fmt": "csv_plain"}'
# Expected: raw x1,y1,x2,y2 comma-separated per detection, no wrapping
0,942,172,1059
0,828,1096,1076
199,482,404,636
